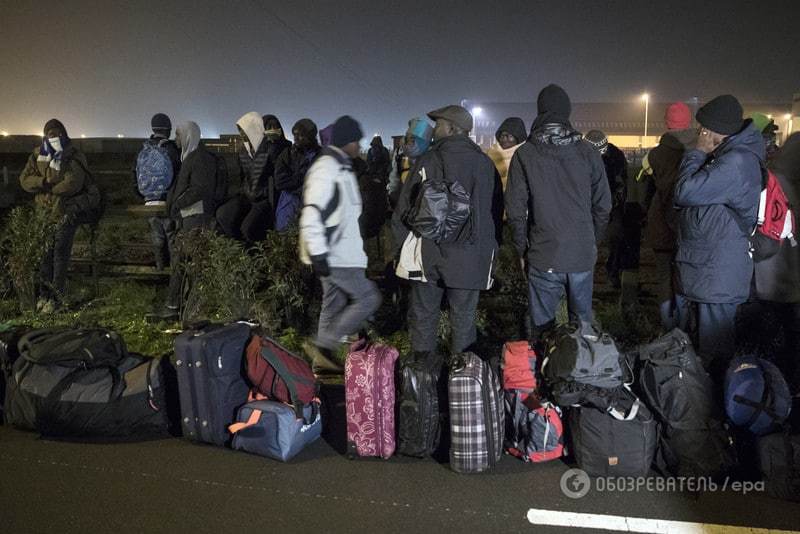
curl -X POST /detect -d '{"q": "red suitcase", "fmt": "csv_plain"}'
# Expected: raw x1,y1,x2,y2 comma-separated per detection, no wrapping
345,339,399,459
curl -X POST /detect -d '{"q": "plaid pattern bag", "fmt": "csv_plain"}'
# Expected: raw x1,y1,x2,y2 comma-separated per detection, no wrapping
448,352,504,473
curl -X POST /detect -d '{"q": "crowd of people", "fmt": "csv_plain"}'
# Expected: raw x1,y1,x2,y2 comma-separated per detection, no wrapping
17,84,800,387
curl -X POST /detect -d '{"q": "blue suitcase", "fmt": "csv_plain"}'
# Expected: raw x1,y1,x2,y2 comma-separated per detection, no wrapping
230,399,322,461
173,323,251,446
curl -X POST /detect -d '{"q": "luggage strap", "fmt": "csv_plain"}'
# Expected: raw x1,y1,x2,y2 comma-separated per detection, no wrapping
607,384,641,421
734,359,780,429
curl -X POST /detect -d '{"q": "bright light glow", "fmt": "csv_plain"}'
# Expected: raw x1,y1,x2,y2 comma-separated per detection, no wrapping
117,134,124,138
0,131,8,137
784,114,792,121
641,93,650,102
472,107,483,117
767,114,773,119
81,134,86,138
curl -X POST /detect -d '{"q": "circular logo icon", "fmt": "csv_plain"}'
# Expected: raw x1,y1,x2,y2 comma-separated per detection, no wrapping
560,468,591,499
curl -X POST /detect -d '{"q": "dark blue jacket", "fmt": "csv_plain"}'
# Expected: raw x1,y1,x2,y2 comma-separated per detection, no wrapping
674,122,765,304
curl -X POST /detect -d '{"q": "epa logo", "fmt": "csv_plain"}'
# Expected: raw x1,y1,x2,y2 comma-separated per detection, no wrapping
560,468,591,499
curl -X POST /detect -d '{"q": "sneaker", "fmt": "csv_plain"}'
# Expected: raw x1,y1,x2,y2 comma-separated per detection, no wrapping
303,340,344,377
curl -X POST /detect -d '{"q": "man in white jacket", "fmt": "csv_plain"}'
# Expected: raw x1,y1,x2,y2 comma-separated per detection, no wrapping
300,115,382,375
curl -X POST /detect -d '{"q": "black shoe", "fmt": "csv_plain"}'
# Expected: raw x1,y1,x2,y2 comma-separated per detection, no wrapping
303,341,344,376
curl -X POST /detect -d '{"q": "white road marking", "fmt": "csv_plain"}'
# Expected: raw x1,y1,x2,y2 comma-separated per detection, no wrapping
526,508,799,533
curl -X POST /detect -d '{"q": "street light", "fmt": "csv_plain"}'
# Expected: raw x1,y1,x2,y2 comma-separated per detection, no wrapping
641,93,650,145
0,131,8,137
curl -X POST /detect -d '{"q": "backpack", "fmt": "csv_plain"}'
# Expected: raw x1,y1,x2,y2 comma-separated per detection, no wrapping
751,167,796,261
541,322,623,390
504,391,565,463
501,340,538,391
405,151,472,244
724,354,792,436
18,328,128,368
136,141,174,202
635,329,737,478
244,334,317,418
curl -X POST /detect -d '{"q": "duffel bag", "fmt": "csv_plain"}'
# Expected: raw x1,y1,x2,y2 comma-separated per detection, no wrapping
569,401,658,478
542,322,623,390
229,398,322,462
757,431,800,502
18,327,127,367
5,352,172,440
725,354,792,436
1,325,31,424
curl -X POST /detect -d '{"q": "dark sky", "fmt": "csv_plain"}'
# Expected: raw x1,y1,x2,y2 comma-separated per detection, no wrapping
2,0,798,140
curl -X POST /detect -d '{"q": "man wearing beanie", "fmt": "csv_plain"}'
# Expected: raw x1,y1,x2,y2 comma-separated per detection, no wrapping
135,113,181,271
673,94,764,374
643,102,698,328
300,115,381,375
506,84,611,336
585,130,629,290
392,104,503,358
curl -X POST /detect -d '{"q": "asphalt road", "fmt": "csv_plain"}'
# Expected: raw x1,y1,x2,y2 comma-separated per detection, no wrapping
2,388,799,534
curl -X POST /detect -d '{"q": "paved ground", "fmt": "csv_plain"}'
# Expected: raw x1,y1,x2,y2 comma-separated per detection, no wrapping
2,386,799,534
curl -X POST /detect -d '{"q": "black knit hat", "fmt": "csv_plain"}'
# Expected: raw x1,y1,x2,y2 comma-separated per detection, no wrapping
696,95,743,135
495,117,527,144
151,113,172,132
43,118,68,137
537,84,572,122
331,115,363,148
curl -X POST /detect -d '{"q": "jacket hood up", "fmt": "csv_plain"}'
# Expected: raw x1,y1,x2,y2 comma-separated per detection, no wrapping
495,117,527,144
237,112,265,156
176,121,201,161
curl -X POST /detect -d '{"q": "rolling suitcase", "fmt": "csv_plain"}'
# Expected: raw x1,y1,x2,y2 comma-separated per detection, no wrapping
173,322,251,446
345,339,399,459
398,351,446,458
448,352,504,473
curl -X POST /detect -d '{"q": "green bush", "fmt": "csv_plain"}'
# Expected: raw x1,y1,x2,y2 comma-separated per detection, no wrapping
2,203,61,312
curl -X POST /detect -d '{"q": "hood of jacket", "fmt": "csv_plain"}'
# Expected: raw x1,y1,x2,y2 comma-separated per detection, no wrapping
237,112,265,157
495,117,527,145
713,119,766,164
530,123,583,147
176,121,201,161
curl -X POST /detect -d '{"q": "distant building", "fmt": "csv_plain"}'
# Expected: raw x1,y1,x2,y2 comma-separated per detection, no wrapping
467,100,794,150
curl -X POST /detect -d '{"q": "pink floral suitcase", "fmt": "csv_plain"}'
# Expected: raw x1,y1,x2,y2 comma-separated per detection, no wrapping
344,339,399,459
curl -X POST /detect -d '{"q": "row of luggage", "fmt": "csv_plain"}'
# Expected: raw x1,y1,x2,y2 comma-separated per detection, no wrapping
1,322,797,499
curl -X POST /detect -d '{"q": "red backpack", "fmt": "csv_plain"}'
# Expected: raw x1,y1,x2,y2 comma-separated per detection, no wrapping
245,335,317,416
752,168,796,261
501,340,539,392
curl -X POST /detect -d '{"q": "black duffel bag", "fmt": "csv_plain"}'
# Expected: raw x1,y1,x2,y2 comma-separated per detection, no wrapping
5,328,173,440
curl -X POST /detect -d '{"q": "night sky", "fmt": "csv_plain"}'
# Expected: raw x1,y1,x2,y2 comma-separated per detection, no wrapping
2,0,798,140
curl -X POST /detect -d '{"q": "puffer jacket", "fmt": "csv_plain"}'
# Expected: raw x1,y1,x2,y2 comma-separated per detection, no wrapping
674,121,764,304
19,146,88,214
644,129,696,251
506,123,611,273
392,134,503,290
237,137,291,204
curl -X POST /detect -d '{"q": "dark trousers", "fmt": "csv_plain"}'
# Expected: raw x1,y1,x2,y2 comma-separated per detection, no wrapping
674,295,741,372
316,267,382,350
528,265,593,331
241,199,273,243
148,216,175,270
40,218,78,301
409,281,480,353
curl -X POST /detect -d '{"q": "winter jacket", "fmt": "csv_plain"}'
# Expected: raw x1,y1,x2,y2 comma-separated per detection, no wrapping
20,145,88,214
392,134,503,290
166,144,219,223
506,123,611,273
674,122,764,304
754,134,800,302
300,146,367,269
487,141,523,192
367,143,391,178
237,137,291,204
274,144,319,195
644,129,696,251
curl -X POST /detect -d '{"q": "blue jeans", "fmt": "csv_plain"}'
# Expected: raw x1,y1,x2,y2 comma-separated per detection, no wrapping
528,266,593,331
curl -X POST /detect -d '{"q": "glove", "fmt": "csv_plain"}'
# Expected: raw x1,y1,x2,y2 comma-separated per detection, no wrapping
310,254,330,278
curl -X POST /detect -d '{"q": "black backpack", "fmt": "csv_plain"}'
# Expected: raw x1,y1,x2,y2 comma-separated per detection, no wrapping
634,329,737,478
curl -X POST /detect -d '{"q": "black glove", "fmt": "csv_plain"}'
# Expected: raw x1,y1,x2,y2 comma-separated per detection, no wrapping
310,254,330,278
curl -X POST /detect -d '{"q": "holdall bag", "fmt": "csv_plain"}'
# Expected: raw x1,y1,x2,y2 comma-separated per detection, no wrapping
569,402,658,478
398,351,446,458
345,339,399,459
541,322,623,390
504,391,564,463
637,328,736,478
725,355,792,436
229,398,322,462
501,340,538,391
757,431,800,502
246,334,317,408
448,352,504,474
18,327,128,368
1,325,31,425
5,350,172,440
173,322,251,446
